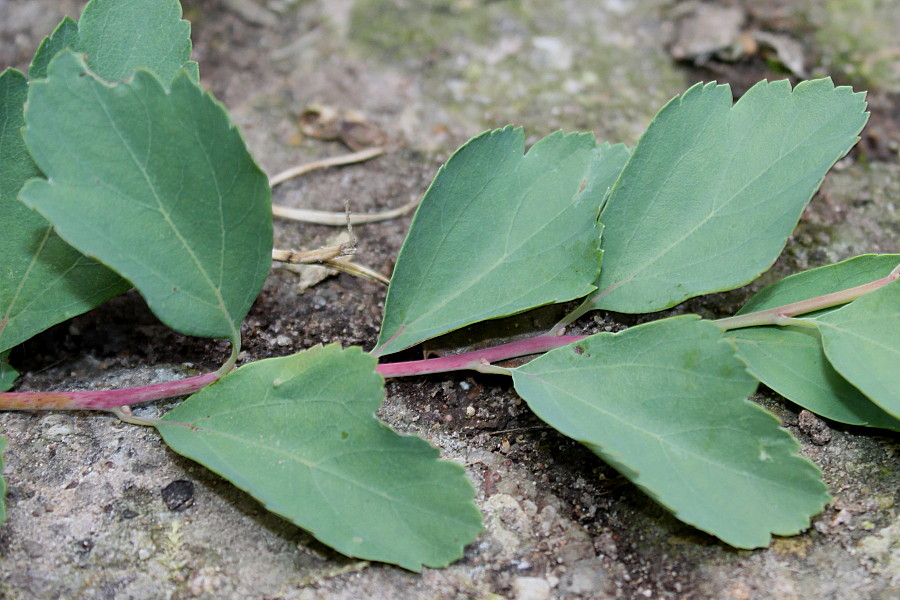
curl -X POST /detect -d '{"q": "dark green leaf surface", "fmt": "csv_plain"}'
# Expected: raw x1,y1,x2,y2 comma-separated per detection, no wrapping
593,79,868,313
30,0,192,84
512,316,829,548
814,280,900,417
21,52,272,342
376,127,629,355
731,326,900,430
0,68,128,353
157,345,482,571
737,254,899,315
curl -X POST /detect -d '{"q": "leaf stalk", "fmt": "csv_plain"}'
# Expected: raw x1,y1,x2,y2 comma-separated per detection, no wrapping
715,265,900,330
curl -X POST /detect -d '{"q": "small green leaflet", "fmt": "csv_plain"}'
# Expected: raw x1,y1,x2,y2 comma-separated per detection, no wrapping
20,52,273,343
30,0,193,84
511,316,829,548
0,68,129,353
157,345,482,571
0,354,17,393
814,280,900,418
728,254,900,429
592,78,868,313
731,327,900,430
376,127,629,355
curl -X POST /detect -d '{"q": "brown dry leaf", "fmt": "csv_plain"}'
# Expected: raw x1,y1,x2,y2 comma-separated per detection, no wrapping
669,2,746,62
298,104,342,140
298,104,387,150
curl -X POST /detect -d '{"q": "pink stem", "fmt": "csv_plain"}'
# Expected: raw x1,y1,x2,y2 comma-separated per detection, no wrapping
0,371,219,411
375,334,587,378
0,335,587,410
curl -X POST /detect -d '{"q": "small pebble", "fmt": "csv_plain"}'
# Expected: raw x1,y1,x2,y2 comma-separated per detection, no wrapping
513,577,551,600
161,479,195,511
798,409,832,445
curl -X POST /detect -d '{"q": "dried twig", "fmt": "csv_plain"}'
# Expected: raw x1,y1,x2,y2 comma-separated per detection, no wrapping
269,147,418,225
269,147,384,187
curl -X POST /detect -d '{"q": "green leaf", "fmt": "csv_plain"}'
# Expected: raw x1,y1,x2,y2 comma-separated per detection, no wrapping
30,0,192,84
376,127,629,355
157,344,482,571
726,255,900,429
0,352,18,392
593,79,868,313
814,280,900,418
511,316,829,548
0,67,128,353
2,1,197,353
20,52,273,343
29,17,78,80
184,61,200,83
0,432,6,524
737,254,899,315
731,326,900,430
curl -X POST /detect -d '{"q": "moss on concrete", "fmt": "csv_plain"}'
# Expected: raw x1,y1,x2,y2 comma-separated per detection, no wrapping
349,0,685,144
807,0,900,92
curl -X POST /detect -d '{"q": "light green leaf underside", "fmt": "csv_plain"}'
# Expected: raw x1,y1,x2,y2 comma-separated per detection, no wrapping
21,52,272,342
814,280,900,418
512,316,829,548
594,78,868,313
0,433,6,524
0,68,128,353
30,0,192,84
376,127,629,355
731,327,900,430
737,254,900,315
157,345,482,571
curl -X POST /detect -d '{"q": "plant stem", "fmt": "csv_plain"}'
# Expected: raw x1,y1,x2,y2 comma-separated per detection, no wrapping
715,265,900,330
550,281,622,335
0,371,219,411
0,342,239,411
216,342,241,378
375,334,586,378
549,296,594,335
7,265,893,410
